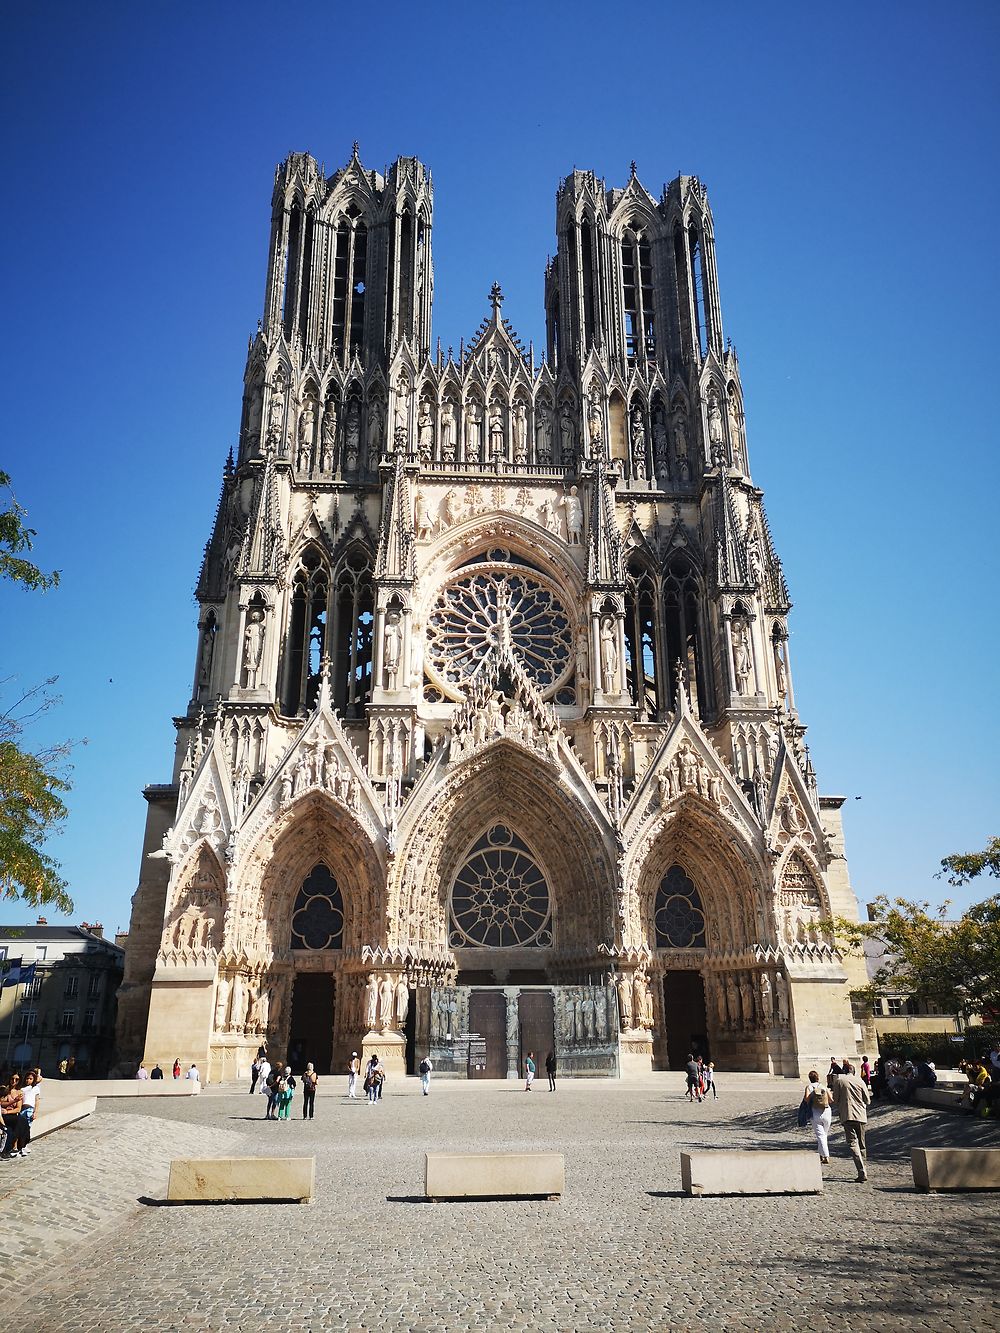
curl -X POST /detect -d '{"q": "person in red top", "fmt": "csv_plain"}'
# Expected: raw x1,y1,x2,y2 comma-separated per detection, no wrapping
172,1059,181,1080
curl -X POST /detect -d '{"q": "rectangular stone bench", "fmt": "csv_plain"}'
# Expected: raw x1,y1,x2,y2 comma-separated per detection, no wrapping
32,1097,96,1140
681,1150,823,1197
915,1087,965,1110
912,1148,1000,1193
167,1157,314,1203
425,1152,564,1201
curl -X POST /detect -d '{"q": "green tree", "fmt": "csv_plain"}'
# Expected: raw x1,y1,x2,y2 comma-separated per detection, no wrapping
939,836,1000,886
831,892,1000,1021
0,471,74,912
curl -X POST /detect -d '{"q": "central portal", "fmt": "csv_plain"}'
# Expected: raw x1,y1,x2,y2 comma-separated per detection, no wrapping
517,990,555,1074
289,973,334,1074
468,991,507,1078
661,971,708,1069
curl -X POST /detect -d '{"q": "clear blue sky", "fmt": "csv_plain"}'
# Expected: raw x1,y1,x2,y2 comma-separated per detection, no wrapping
3,2,998,931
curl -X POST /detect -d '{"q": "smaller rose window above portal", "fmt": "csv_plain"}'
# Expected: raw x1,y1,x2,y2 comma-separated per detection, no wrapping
291,864,345,950
654,864,706,948
425,561,573,701
450,825,552,948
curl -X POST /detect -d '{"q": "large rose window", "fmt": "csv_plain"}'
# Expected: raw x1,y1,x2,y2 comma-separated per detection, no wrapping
426,559,572,700
450,825,552,948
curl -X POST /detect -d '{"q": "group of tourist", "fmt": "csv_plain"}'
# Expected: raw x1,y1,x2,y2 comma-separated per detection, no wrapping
869,1055,938,1102
801,1057,870,1181
136,1060,199,1083
958,1055,999,1118
0,1068,42,1160
683,1055,717,1102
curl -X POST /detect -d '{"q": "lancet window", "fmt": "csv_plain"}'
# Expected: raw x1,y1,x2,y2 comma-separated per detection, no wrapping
280,204,315,342
621,226,655,364
624,559,659,716
663,558,706,711
283,549,329,714
688,228,709,360
654,865,706,948
330,548,374,718
291,864,344,951
330,206,367,358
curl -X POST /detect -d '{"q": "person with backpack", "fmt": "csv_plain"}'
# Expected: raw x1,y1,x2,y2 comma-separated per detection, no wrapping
264,1064,280,1119
276,1066,296,1120
301,1063,318,1119
804,1068,833,1163
419,1055,433,1095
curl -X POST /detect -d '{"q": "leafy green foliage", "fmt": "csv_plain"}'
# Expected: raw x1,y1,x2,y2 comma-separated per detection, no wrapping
0,680,74,913
877,1027,1000,1066
0,471,60,592
833,892,1000,1020
939,836,1000,886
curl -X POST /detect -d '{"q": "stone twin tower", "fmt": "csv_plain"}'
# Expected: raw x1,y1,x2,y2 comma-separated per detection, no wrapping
117,146,868,1081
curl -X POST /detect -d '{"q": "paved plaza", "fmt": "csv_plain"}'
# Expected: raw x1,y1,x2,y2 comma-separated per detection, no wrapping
4,1074,999,1330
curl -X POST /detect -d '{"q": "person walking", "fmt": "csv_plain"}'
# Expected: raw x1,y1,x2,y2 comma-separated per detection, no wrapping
545,1051,556,1092
419,1055,433,1096
832,1058,871,1182
15,1071,40,1157
301,1064,318,1119
264,1063,280,1118
0,1082,23,1160
703,1061,718,1100
249,1056,262,1095
803,1069,833,1163
365,1054,382,1104
348,1051,360,1100
258,1056,271,1103
277,1067,296,1120
685,1054,703,1103
524,1051,536,1091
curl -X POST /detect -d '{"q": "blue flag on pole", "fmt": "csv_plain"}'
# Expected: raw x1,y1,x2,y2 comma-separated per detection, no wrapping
0,958,23,987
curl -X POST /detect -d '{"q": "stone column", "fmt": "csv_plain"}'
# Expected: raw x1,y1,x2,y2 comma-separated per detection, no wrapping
504,987,520,1080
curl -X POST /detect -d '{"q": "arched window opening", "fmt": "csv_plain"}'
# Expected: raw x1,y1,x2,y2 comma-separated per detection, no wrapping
622,227,656,365
663,558,704,711
547,284,560,366
291,864,344,951
398,208,413,340
581,219,596,349
331,221,350,350
654,865,706,948
284,550,329,714
297,210,314,341
332,549,374,718
350,220,367,356
449,825,552,949
282,206,302,338
624,561,658,716
689,228,709,359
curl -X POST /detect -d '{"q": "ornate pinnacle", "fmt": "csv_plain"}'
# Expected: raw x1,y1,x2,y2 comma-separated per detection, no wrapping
489,282,504,317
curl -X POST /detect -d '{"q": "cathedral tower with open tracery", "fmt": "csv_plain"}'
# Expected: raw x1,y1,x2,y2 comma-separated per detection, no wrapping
116,148,870,1080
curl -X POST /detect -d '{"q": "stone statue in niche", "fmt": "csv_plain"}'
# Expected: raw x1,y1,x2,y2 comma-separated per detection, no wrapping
725,975,739,1028
320,400,337,472
775,971,789,1024
630,408,646,478
465,402,483,462
230,973,246,1030
383,611,402,690
414,491,434,541
444,489,464,526
489,403,504,464
279,767,293,807
197,623,215,689
774,641,788,701
243,609,266,688
600,616,619,694
587,390,603,448
732,620,753,693
267,377,285,444
246,383,262,447
653,413,669,478
513,402,528,464
344,402,361,473
365,973,379,1030
778,793,805,835
535,403,552,464
297,399,315,471
559,404,575,464
617,974,632,1029
378,974,394,1029
538,497,559,536
367,399,383,459
560,486,583,545
394,976,409,1027
214,976,230,1031
759,971,772,1024
728,396,744,468
707,394,724,447
394,377,410,441
417,398,434,461
440,399,456,462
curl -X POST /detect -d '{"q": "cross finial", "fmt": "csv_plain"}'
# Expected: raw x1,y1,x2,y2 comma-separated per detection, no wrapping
630,159,637,179
489,281,504,317
351,140,360,159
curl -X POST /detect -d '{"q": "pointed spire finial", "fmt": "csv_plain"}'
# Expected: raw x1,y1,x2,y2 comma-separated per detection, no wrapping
489,282,504,320
351,140,360,160
630,159,637,179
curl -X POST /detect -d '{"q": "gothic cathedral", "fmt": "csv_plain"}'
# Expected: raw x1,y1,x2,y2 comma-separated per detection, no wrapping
116,148,869,1081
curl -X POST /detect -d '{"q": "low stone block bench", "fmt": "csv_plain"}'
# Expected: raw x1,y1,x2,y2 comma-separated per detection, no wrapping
167,1157,315,1203
680,1150,823,1197
912,1148,1000,1193
915,1087,965,1110
425,1151,564,1201
32,1097,97,1140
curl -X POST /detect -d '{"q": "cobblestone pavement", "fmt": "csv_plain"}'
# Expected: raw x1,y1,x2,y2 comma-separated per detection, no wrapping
10,1075,1000,1331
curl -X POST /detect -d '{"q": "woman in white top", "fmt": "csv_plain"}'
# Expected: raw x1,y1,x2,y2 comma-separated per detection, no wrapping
17,1071,41,1157
804,1068,833,1163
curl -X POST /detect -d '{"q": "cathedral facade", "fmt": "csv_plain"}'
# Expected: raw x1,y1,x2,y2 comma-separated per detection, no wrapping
116,147,869,1081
